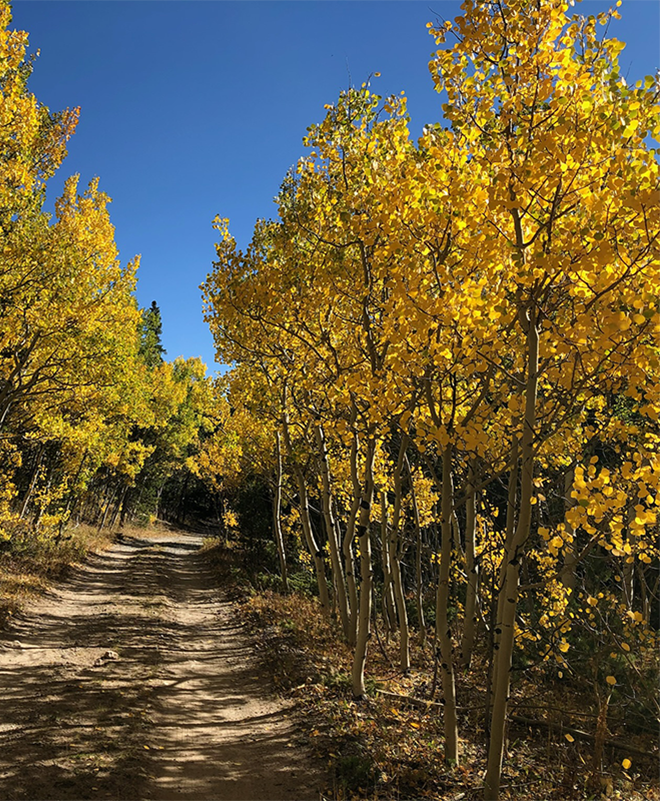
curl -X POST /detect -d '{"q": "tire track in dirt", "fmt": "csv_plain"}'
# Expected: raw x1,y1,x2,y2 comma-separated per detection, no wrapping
0,531,324,800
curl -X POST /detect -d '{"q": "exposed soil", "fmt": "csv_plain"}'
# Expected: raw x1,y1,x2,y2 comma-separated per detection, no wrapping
0,530,326,801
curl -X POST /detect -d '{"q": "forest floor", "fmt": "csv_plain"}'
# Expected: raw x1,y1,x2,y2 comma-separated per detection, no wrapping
0,527,326,801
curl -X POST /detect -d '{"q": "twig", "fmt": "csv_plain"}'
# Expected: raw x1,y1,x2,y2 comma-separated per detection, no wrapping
376,689,442,709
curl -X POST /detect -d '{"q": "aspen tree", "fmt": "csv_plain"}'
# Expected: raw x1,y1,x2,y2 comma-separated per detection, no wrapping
425,2,659,797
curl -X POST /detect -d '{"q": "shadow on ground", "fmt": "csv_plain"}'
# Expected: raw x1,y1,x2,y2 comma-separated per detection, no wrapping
0,533,324,801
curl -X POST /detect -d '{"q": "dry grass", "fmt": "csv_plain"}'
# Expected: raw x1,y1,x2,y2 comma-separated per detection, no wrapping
0,523,117,626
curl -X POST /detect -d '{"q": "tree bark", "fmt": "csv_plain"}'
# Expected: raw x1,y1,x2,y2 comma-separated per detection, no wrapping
351,437,376,699
460,465,478,669
273,431,289,592
380,492,397,637
484,307,539,801
315,423,350,638
390,433,411,673
343,418,361,647
407,455,426,647
281,404,330,612
560,468,577,591
436,444,460,764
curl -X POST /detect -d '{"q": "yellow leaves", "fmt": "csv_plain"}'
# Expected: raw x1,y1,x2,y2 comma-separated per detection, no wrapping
605,675,617,686
565,733,575,743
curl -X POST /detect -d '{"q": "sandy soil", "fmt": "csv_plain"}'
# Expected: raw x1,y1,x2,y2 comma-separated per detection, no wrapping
0,531,326,801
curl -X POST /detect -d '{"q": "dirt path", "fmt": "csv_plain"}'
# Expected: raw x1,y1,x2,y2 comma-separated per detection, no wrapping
0,531,325,801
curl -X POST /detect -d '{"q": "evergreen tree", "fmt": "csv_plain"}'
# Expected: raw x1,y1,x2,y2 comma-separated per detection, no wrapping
139,301,166,369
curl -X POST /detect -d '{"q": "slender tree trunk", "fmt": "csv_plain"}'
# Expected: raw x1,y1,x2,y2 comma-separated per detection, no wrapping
315,424,350,638
484,308,539,801
636,562,650,624
436,444,460,764
98,485,118,533
461,465,478,669
390,433,411,673
273,431,289,592
486,435,519,734
351,437,376,699
560,468,577,591
343,421,361,647
57,451,89,540
20,443,45,520
295,468,330,611
380,493,397,637
622,507,635,609
176,472,190,526
409,464,426,647
281,404,330,612
109,486,126,531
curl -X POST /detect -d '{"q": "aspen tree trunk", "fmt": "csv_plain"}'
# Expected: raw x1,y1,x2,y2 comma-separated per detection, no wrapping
294,468,330,612
486,436,519,733
436,444,460,764
390,434,411,673
460,466,478,669
57,452,90,540
380,493,397,636
622,507,635,609
560,468,577,591
20,444,45,520
351,437,376,699
273,431,289,592
343,421,361,647
98,486,118,533
281,403,330,612
176,472,191,527
109,486,126,531
636,563,651,624
484,309,539,801
315,423,350,638
34,470,54,533
408,464,427,647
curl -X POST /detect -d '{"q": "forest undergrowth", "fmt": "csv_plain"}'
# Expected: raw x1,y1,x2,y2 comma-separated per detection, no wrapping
242,588,659,801
203,538,659,801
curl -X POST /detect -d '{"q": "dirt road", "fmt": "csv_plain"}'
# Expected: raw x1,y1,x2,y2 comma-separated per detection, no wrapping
0,531,324,801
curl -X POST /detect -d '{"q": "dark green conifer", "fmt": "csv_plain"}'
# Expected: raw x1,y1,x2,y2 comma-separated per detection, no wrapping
139,300,166,368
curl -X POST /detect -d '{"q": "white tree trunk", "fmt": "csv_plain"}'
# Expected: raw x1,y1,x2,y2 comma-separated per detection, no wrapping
484,308,539,801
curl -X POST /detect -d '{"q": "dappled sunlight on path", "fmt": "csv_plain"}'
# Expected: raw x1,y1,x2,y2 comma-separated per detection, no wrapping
0,531,323,800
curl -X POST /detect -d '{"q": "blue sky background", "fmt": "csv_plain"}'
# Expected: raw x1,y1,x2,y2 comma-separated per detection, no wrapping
9,0,660,375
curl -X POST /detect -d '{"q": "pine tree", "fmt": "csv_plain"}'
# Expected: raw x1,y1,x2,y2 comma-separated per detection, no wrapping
139,300,166,369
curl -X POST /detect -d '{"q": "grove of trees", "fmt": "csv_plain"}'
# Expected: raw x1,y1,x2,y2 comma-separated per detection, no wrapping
200,1,659,798
1,0,657,798
0,1,214,544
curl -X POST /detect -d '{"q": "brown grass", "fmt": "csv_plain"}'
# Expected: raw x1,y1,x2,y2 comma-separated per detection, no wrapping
0,523,117,627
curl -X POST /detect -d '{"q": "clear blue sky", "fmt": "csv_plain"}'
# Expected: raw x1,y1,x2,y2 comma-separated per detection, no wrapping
10,1,660,375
